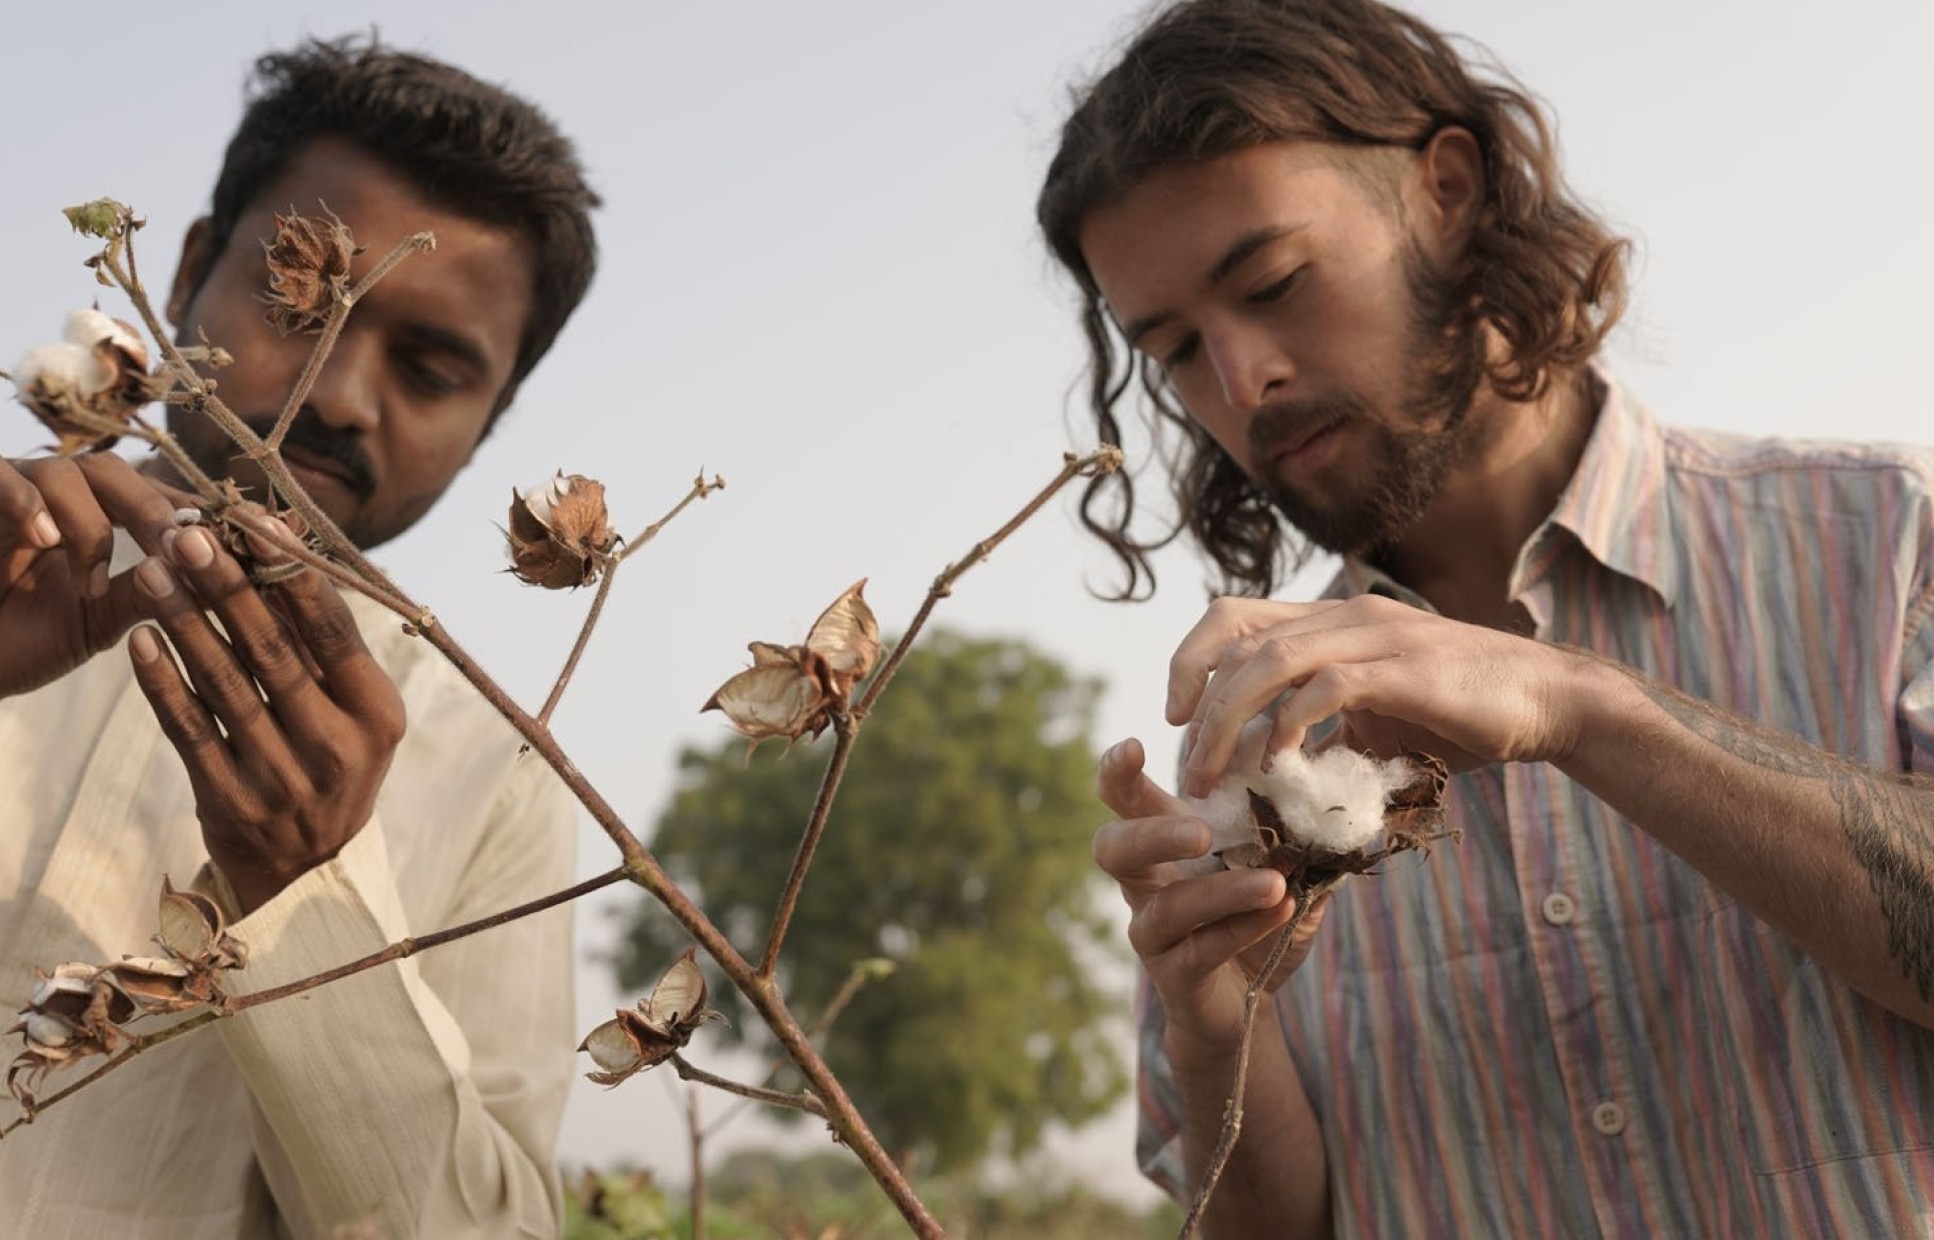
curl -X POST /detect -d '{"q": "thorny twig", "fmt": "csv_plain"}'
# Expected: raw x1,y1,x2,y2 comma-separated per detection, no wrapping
758,447,1123,978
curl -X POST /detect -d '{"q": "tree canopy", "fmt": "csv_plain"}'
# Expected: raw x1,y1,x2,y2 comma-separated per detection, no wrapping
611,630,1126,1170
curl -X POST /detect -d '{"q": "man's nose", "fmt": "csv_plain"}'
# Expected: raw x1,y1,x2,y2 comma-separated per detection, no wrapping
302,328,382,434
1208,330,1294,413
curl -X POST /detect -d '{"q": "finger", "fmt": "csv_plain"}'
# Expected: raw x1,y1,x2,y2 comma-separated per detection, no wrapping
1267,660,1398,755
134,553,308,790
160,525,338,743
0,458,63,557
1093,815,1213,889
1095,738,1189,819
72,453,183,559
263,543,404,735
1166,597,1340,725
127,622,246,812
1182,623,1398,797
1129,866,1286,959
18,458,118,599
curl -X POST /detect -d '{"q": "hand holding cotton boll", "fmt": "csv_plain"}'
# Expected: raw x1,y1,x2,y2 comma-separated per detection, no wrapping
1183,716,1454,892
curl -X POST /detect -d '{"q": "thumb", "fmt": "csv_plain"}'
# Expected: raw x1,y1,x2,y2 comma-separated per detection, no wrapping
1097,737,1189,820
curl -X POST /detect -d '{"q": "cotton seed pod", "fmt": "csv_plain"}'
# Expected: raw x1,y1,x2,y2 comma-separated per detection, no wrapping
104,956,205,1017
576,948,721,1088
8,308,160,453
702,580,880,753
505,471,618,589
155,876,248,971
261,209,360,334
1184,718,1454,889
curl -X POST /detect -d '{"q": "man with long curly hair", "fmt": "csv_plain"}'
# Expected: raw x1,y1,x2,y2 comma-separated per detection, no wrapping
1041,0,1934,1234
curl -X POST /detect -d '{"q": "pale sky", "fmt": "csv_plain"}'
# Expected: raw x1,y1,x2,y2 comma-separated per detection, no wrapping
5,0,1931,1211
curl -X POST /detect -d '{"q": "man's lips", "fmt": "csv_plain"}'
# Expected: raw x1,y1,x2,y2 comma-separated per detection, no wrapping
1262,419,1345,472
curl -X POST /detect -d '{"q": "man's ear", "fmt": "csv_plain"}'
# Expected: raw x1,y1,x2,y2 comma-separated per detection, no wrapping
1409,127,1485,265
166,216,217,328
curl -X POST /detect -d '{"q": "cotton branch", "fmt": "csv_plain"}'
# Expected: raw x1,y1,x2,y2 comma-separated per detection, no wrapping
19,204,957,1237
537,470,725,725
265,230,435,450
758,446,1123,978
1175,876,1340,1240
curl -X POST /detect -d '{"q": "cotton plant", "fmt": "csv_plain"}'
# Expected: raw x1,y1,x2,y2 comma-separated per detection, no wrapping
0,195,1123,1240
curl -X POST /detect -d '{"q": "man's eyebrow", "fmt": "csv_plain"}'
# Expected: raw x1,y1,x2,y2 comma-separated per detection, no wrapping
1120,224,1307,348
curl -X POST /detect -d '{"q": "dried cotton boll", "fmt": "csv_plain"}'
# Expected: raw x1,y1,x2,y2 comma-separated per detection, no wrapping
505,471,618,589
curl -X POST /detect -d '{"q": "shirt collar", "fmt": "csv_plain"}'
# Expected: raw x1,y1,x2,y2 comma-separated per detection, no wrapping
1328,368,1678,610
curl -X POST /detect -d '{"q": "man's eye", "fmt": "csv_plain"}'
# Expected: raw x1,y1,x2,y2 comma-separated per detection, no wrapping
1247,268,1304,305
1161,334,1200,369
398,354,459,396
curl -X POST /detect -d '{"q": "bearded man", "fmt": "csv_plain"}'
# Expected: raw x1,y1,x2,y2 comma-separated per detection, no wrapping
1039,0,1934,1235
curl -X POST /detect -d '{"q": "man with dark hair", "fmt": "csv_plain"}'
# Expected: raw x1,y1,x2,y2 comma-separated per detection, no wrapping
0,37,600,1238
1042,0,1934,1234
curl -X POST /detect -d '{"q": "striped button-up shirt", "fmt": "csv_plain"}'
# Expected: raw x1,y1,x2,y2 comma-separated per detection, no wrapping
1136,374,1934,1236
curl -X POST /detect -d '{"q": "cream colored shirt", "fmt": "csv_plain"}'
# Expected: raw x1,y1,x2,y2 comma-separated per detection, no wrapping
0,574,577,1239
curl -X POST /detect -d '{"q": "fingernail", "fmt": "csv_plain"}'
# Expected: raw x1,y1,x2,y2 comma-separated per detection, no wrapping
1244,871,1281,907
129,626,160,664
135,557,175,598
174,525,216,569
86,562,110,600
30,512,60,548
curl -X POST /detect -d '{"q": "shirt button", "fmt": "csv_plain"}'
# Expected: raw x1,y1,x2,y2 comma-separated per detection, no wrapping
1591,1102,1627,1136
1541,892,1577,925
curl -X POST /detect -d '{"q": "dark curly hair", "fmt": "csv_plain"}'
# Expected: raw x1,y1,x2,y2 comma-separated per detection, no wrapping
1038,0,1629,600
194,34,601,419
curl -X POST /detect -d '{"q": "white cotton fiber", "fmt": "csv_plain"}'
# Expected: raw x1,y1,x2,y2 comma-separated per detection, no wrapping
1185,717,1415,858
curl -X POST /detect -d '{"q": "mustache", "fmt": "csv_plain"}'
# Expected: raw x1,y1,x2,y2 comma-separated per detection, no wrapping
1246,393,1368,460
239,406,377,497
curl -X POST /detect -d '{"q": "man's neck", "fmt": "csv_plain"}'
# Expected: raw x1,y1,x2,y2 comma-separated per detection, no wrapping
1373,367,1598,629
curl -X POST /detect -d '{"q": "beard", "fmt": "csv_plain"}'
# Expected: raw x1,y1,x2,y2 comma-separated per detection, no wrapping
1250,243,1487,559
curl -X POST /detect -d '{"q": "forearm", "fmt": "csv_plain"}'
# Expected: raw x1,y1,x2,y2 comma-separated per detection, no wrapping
1166,1006,1330,1240
1555,653,1934,1026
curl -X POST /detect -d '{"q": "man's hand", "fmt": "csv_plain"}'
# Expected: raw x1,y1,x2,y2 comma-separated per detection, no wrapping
128,522,406,915
1168,594,1592,797
1093,737,1330,1057
0,454,183,698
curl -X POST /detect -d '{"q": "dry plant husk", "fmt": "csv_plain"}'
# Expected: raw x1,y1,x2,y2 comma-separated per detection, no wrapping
702,580,880,754
577,948,723,1087
504,471,619,589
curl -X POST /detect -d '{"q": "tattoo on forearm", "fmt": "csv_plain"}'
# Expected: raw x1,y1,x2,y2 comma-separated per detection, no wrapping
1634,675,1934,1003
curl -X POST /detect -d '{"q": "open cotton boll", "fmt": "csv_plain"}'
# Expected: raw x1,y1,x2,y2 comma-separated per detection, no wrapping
1184,716,1416,859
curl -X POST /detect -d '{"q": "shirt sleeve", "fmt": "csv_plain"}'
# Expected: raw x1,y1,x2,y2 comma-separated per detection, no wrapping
210,758,578,1240
1896,517,1934,774
1133,970,1189,1202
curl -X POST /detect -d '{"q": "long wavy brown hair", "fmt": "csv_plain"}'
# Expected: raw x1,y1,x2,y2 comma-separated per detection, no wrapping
1038,0,1629,600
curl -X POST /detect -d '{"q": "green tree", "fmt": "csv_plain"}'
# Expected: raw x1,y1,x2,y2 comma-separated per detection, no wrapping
612,630,1126,1171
